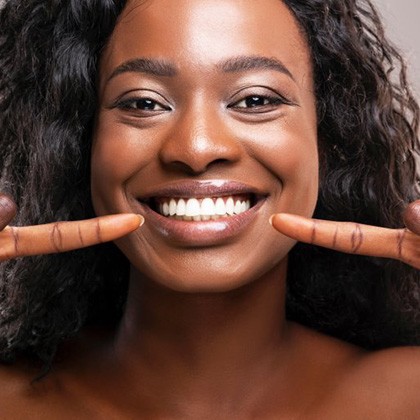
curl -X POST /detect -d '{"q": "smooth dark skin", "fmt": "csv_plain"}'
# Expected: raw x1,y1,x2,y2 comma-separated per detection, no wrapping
1,0,420,418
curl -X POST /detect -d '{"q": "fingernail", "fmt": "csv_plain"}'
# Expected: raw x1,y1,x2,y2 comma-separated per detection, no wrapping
269,214,275,226
137,214,145,227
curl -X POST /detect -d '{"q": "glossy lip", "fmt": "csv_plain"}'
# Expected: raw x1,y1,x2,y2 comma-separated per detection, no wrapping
138,179,265,200
133,180,268,246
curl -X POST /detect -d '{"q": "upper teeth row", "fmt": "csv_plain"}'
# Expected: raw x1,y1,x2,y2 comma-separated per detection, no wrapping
159,197,251,218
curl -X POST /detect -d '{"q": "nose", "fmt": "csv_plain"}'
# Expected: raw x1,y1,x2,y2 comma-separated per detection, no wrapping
159,103,242,174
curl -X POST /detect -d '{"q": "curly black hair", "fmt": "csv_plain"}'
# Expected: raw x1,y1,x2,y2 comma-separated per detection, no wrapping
0,0,419,368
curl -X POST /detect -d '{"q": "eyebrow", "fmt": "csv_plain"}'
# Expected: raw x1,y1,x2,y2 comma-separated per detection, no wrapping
107,55,295,82
217,55,295,81
108,58,177,81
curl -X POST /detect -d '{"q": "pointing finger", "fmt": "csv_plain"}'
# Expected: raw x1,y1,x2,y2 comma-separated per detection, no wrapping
0,214,143,260
270,213,420,269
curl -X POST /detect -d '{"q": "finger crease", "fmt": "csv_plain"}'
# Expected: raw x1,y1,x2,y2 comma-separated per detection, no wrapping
10,227,19,255
332,226,338,248
96,220,103,243
310,220,317,245
51,223,63,253
396,229,406,260
351,224,363,253
78,225,85,247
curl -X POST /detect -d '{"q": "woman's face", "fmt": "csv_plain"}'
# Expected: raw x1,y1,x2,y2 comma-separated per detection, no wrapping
91,0,318,292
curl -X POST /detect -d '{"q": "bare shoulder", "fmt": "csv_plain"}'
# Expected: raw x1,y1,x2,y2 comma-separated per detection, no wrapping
0,331,116,419
331,345,420,417
0,357,91,419
290,323,420,418
0,361,40,416
354,346,420,397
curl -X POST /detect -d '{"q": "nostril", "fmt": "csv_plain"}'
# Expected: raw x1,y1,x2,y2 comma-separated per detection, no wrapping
162,158,234,175
211,158,231,166
163,161,204,175
159,125,242,173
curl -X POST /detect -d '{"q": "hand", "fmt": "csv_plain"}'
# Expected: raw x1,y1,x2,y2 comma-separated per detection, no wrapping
270,200,420,270
0,194,143,261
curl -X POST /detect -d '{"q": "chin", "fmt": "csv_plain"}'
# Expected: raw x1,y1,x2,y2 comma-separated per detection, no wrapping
126,243,291,295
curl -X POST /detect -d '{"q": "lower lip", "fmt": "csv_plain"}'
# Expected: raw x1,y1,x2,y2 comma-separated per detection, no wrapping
135,199,266,246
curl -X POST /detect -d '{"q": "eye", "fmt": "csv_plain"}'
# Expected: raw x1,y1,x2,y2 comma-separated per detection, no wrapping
116,97,169,112
235,96,278,108
229,94,286,112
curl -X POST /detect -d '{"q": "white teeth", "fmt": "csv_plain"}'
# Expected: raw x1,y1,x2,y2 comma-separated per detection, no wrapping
185,198,200,217
215,197,226,215
226,197,234,215
201,198,215,215
169,199,177,216
176,198,186,216
162,202,170,216
158,196,252,220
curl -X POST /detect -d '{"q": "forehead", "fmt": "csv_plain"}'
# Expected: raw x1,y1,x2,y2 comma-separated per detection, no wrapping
100,0,311,83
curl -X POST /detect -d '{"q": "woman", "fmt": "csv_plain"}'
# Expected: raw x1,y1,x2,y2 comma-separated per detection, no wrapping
1,0,420,417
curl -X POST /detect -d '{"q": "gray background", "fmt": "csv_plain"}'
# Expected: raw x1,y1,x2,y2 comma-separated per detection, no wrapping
373,0,420,98
0,0,418,95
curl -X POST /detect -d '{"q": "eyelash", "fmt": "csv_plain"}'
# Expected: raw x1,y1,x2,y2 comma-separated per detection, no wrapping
115,97,170,112
228,94,287,112
113,93,290,116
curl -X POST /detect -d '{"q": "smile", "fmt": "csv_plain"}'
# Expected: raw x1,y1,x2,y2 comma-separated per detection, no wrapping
155,195,252,221
134,181,267,246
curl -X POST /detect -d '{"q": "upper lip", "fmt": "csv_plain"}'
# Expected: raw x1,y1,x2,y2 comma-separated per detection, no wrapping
136,180,267,200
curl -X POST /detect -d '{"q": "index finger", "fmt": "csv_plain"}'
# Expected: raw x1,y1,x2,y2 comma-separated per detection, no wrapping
270,213,420,269
0,214,143,260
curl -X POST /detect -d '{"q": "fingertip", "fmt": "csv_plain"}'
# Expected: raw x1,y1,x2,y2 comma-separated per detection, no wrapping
102,213,143,232
120,213,144,230
269,213,288,227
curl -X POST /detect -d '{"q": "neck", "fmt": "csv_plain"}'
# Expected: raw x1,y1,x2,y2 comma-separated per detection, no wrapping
111,260,290,411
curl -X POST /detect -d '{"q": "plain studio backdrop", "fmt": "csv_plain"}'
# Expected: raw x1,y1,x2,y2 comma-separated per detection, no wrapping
374,0,420,98
0,0,417,94
0,0,417,93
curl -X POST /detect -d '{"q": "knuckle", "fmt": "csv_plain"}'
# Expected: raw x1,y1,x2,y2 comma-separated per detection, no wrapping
10,227,20,255
0,228,19,260
396,229,406,261
332,225,338,248
77,224,85,246
95,219,103,243
310,220,317,244
350,224,363,253
50,222,64,252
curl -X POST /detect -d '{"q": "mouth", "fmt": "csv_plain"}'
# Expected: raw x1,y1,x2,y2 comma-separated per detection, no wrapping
143,194,257,221
137,180,266,221
134,181,267,245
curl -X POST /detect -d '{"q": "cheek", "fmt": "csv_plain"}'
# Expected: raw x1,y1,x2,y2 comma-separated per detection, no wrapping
236,116,319,216
268,147,318,216
90,114,157,214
